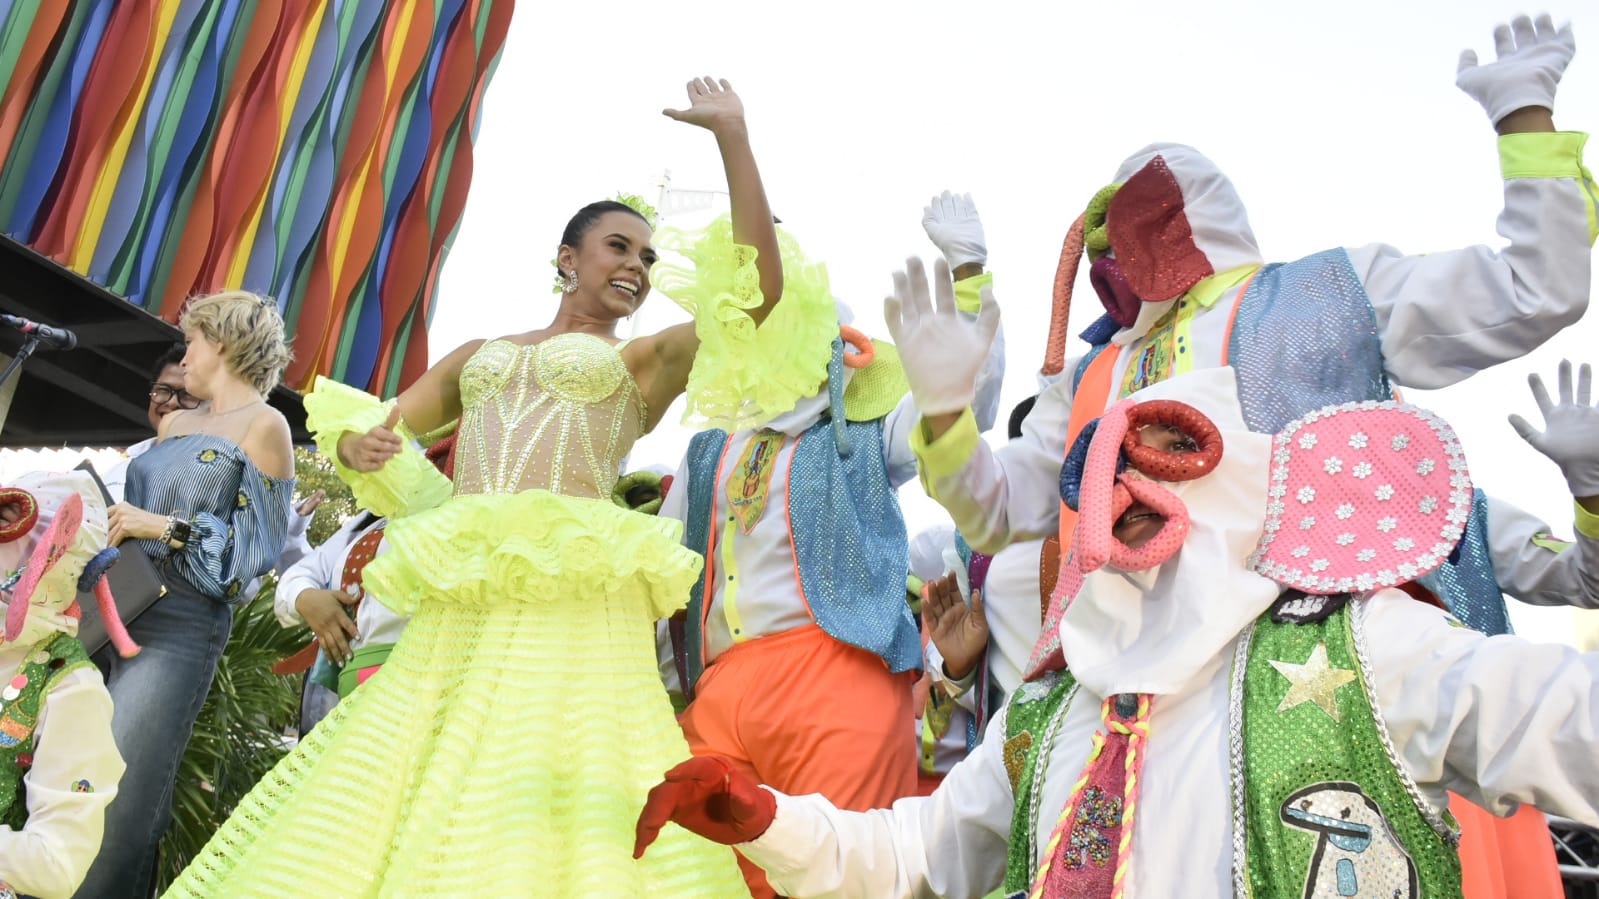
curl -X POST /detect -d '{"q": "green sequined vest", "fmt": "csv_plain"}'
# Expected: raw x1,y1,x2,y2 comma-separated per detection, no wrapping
1001,669,1079,894
999,601,1461,898
1233,602,1461,898
0,633,94,829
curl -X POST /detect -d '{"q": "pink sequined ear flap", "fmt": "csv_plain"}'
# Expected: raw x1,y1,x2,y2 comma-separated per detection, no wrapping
1250,402,1472,595
1105,475,1192,571
6,493,82,641
1122,400,1223,481
1075,401,1135,573
1105,155,1214,302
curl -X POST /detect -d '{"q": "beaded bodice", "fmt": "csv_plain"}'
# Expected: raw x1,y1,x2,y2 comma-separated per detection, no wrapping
453,333,646,500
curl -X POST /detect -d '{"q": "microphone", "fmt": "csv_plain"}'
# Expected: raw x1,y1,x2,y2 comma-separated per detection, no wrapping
0,314,77,350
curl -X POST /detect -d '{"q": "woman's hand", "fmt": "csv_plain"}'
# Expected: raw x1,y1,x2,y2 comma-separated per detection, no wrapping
107,504,169,545
662,77,747,136
337,407,405,472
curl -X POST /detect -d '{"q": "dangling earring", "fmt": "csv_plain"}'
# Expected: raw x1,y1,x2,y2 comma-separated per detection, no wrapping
564,270,579,294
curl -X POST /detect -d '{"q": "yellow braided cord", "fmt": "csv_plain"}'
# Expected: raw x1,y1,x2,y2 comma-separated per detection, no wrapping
1027,730,1107,899
1109,694,1152,899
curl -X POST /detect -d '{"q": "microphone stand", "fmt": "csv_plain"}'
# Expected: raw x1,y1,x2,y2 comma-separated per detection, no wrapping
0,334,41,391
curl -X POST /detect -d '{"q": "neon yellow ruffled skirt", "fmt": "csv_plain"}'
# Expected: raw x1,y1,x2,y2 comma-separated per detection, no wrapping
164,491,749,897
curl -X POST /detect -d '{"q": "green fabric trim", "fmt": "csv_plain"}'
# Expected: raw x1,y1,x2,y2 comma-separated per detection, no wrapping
1500,132,1597,244
953,271,993,314
337,642,396,698
1188,263,1262,310
1499,131,1589,179
1531,532,1574,553
1574,501,1599,542
911,408,979,496
843,340,909,422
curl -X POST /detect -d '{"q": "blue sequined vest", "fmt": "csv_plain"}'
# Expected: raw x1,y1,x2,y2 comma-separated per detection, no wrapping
682,418,920,692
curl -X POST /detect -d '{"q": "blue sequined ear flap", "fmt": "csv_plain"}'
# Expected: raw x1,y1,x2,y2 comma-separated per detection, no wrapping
1060,419,1126,511
77,547,120,593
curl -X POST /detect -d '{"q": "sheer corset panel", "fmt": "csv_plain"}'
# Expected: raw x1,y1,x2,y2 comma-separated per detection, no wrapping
453,333,647,500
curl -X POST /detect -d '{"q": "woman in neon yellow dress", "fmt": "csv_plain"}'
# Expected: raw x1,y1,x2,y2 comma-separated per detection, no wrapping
164,77,841,897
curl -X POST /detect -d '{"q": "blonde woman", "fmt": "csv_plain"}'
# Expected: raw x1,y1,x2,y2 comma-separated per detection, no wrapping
80,291,295,899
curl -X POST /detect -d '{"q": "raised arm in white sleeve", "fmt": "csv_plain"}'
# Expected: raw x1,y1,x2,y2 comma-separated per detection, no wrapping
908,370,1076,554
1486,495,1599,609
1357,132,1595,389
738,708,1016,898
0,669,125,899
1364,589,1599,823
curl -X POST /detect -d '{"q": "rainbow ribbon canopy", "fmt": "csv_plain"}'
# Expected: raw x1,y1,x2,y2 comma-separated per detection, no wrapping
0,0,513,394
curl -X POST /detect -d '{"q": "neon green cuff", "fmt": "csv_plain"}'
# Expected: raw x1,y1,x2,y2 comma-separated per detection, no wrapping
911,408,980,495
1499,131,1589,179
1574,501,1599,542
953,271,993,315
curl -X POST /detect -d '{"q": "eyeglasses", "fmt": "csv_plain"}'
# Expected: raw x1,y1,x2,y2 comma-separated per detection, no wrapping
149,383,201,410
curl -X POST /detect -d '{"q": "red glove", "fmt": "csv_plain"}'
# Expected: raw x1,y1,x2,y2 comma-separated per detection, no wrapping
633,756,776,858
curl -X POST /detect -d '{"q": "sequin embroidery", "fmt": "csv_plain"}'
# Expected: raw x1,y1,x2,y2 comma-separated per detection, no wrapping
454,335,646,500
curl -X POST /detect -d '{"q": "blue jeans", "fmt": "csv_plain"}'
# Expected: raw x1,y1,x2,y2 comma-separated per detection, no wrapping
77,570,232,899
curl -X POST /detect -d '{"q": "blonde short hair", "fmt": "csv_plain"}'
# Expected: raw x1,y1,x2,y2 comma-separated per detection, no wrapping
179,291,293,394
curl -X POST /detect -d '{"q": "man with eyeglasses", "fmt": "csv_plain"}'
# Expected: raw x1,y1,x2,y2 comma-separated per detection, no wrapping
102,344,192,503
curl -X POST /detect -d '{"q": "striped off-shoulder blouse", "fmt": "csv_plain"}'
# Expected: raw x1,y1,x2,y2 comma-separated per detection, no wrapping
126,433,294,602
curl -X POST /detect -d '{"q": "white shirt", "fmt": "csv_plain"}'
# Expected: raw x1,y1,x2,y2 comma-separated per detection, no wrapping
0,644,124,899
99,438,155,505
740,591,1599,898
274,515,410,653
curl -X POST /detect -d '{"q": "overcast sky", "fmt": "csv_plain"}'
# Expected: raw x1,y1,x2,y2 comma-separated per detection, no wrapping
429,0,1598,643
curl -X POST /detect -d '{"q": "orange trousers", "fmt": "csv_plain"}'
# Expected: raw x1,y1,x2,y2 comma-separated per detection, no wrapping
1451,794,1563,899
680,625,917,899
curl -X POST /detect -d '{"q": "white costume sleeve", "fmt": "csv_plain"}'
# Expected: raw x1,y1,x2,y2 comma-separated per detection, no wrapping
739,708,1016,899
656,619,683,698
910,368,1077,554
1364,590,1599,823
659,456,690,531
1487,496,1599,609
0,669,124,899
99,460,130,507
972,320,1006,435
274,508,316,574
908,525,957,583
273,516,365,628
1355,133,1596,390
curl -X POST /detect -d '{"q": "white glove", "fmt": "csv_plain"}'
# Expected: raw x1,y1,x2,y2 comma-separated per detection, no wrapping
883,257,1001,416
1509,359,1599,497
1456,14,1575,124
921,191,987,269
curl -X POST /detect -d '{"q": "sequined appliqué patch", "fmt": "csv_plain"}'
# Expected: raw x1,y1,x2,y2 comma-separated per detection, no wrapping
1002,731,1034,792
727,430,785,534
1281,781,1419,899
1063,787,1124,869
